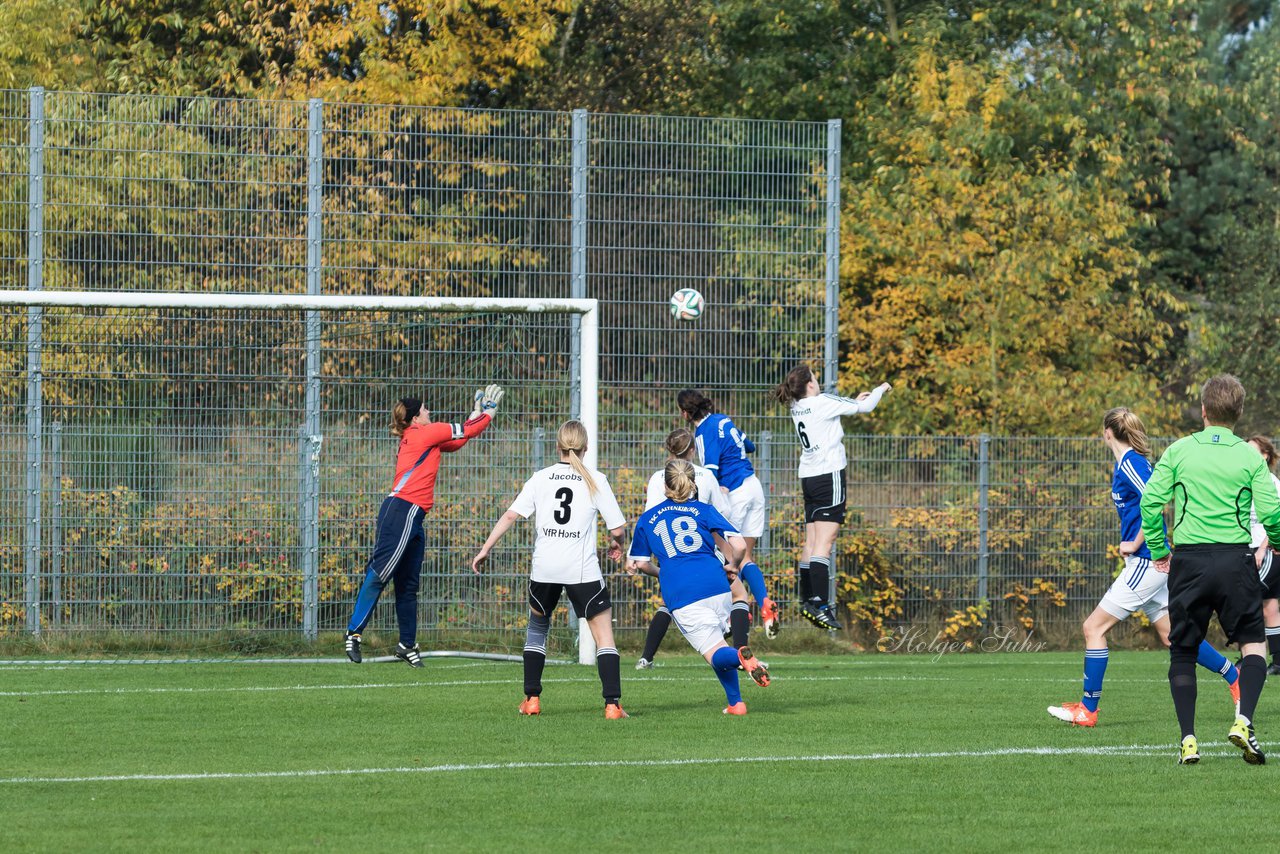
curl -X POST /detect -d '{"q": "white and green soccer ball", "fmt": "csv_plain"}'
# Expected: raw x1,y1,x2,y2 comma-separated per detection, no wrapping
669,287,705,321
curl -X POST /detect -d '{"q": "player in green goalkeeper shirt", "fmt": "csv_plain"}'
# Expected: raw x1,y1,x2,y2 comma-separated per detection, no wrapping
1140,375,1280,765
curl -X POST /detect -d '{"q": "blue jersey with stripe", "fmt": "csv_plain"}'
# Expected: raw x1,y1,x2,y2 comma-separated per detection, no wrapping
628,499,740,610
694,415,755,491
1112,449,1165,558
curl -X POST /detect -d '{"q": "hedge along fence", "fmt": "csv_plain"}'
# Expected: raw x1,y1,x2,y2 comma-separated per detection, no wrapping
2,426,1160,647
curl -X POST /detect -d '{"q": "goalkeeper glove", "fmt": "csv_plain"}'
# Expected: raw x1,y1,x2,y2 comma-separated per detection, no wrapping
480,383,504,416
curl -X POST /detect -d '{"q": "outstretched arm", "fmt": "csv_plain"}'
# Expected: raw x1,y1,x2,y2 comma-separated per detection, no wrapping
471,510,523,574
825,382,893,416
440,412,492,452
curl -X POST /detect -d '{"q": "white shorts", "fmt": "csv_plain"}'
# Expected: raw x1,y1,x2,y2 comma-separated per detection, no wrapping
671,593,733,656
727,475,766,538
1099,555,1169,622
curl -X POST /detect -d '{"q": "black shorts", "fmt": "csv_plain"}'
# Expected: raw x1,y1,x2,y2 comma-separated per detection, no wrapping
802,470,847,524
528,579,612,619
1259,550,1280,600
1167,544,1266,648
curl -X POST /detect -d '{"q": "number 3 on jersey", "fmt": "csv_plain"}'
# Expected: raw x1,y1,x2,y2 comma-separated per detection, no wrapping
553,487,573,524
653,515,704,557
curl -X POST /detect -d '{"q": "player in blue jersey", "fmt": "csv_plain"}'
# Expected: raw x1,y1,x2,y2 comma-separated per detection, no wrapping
635,428,755,669
677,389,780,639
627,459,771,714
1047,407,1240,726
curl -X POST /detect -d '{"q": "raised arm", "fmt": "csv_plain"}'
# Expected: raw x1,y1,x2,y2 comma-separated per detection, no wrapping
823,382,892,416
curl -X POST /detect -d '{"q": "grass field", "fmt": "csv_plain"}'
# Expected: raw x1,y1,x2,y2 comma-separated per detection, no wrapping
0,649,1273,852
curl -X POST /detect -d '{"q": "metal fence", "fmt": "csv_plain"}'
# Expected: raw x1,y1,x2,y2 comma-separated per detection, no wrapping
0,88,1138,646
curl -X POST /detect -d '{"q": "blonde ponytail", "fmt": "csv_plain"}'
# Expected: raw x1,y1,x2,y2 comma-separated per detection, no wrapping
557,420,599,497
663,459,697,502
1103,407,1151,459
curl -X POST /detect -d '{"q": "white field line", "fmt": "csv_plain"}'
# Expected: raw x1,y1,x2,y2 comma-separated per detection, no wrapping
0,744,1235,786
0,676,855,698
0,671,1202,698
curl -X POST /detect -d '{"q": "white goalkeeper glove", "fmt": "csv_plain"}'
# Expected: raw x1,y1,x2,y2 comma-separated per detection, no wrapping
479,383,504,416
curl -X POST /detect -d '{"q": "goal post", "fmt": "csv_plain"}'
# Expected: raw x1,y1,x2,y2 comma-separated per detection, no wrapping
0,289,601,664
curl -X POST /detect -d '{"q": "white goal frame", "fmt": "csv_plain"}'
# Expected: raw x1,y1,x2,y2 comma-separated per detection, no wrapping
4,289,602,664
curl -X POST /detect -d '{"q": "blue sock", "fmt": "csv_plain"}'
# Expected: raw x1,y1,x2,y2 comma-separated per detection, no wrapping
1082,648,1108,713
710,646,742,706
739,562,769,604
1196,640,1238,683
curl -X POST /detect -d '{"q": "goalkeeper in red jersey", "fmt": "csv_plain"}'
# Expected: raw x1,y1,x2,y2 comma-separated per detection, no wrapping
344,385,503,666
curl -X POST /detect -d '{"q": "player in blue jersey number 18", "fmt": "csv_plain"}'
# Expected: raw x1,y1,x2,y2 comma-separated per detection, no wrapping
627,460,771,715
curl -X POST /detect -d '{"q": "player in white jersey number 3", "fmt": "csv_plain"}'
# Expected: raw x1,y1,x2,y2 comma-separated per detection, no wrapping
472,420,629,719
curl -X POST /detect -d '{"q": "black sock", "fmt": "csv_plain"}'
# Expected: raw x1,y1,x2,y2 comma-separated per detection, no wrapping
798,561,811,602
1239,654,1267,721
1169,658,1197,739
641,610,672,661
596,647,621,705
730,601,751,648
1267,628,1280,664
807,558,831,606
523,650,546,698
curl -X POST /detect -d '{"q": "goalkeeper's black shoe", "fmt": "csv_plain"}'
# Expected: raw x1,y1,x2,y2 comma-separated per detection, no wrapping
345,632,362,664
395,642,424,668
799,602,842,632
1268,662,1280,677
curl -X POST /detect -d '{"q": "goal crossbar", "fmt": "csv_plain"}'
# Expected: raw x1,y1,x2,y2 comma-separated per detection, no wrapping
4,289,602,662
1,288,599,464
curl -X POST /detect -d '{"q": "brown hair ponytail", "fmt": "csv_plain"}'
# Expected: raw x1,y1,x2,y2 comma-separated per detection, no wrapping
775,364,813,406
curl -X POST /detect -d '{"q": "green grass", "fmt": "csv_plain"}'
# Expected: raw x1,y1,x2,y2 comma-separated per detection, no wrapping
0,650,1271,852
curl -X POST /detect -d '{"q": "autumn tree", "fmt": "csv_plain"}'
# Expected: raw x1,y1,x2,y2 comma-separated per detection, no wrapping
841,37,1176,435
81,0,569,105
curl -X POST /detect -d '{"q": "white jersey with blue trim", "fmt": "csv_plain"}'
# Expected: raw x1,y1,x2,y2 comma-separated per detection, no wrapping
789,386,888,478
644,462,732,516
508,462,626,585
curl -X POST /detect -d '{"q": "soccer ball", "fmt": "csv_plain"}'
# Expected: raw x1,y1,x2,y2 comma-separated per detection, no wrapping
669,288,705,321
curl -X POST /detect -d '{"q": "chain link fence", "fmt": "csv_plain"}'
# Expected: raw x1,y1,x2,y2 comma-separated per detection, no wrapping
1,88,1147,648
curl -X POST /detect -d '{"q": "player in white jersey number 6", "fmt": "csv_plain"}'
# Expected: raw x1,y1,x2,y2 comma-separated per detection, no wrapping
471,420,629,719
775,364,891,631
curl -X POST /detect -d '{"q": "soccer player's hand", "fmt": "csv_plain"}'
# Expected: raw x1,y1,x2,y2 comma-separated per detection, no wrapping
471,550,489,574
1119,540,1139,556
605,542,623,563
1153,555,1171,574
470,389,485,418
480,383,504,415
